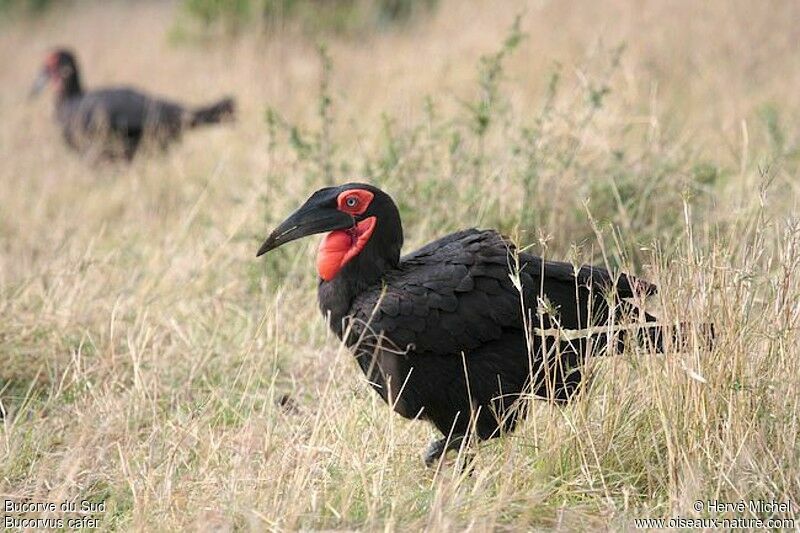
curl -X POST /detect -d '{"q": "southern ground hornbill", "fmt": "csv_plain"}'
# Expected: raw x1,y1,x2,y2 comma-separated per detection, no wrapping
258,183,704,466
31,49,235,160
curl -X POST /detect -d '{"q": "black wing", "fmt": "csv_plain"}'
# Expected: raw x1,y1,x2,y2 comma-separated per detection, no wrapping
347,229,654,356
74,88,185,132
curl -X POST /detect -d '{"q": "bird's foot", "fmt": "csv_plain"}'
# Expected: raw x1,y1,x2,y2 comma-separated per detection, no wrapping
423,435,466,468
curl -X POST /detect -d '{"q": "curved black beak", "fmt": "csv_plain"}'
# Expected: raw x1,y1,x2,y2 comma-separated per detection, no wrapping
29,68,49,99
257,196,353,257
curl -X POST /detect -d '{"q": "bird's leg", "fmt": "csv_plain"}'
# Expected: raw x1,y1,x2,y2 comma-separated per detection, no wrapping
423,434,466,468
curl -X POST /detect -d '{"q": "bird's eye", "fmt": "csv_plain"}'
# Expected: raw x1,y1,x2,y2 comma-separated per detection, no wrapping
345,196,358,208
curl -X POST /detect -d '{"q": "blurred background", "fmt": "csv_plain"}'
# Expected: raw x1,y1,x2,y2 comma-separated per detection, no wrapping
1,0,799,530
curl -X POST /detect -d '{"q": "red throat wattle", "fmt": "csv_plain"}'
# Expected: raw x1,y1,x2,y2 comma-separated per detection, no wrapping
317,217,377,281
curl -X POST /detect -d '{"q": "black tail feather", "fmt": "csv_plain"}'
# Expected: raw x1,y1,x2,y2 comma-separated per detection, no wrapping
190,97,235,127
532,321,716,403
637,321,716,353
566,321,716,356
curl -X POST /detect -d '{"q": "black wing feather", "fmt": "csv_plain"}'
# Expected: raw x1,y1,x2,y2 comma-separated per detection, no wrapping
66,88,185,133
347,229,654,357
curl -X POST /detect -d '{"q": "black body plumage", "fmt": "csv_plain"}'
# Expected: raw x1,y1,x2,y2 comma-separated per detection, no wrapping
321,227,655,441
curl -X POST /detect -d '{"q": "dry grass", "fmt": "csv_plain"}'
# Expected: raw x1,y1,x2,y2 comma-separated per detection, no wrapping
1,0,799,530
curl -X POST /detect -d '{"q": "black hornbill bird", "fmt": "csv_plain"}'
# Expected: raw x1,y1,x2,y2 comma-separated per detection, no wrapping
258,183,697,466
30,49,235,160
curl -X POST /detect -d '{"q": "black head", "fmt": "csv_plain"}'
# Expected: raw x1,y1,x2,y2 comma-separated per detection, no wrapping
30,48,82,98
257,183,403,282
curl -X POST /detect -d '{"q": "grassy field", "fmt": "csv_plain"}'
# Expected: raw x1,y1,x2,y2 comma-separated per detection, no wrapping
1,0,799,530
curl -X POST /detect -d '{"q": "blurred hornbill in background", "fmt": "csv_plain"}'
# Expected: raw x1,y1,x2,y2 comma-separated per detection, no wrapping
257,183,706,466
30,49,235,160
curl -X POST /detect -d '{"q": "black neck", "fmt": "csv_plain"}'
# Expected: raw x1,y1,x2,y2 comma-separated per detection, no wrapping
59,71,82,99
317,217,403,338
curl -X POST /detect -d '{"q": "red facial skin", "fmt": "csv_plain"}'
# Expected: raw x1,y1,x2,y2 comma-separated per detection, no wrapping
44,52,62,91
45,52,58,71
316,189,376,281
